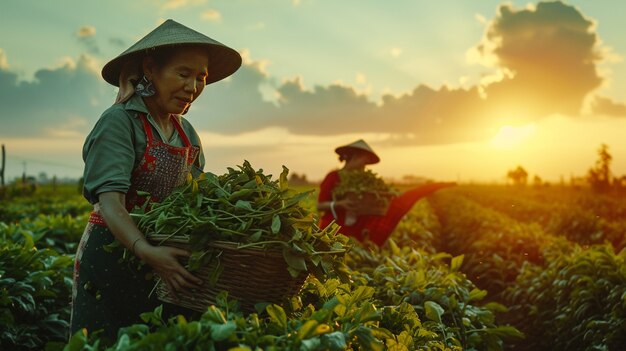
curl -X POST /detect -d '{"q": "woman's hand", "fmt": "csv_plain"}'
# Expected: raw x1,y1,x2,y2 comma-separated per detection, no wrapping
336,198,359,212
134,241,203,299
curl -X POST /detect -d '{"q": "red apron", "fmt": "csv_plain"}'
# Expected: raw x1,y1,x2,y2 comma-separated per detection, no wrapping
71,113,200,339
87,113,199,225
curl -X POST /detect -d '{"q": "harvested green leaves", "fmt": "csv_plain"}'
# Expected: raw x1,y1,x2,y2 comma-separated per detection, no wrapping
132,160,350,281
333,169,395,199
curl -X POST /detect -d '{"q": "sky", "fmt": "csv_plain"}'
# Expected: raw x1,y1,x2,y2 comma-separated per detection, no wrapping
1,0,625,184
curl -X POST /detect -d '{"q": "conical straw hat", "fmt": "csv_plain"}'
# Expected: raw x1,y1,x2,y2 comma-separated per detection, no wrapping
102,19,241,87
335,139,380,164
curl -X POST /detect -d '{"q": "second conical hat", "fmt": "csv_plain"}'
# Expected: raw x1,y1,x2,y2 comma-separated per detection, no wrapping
334,139,380,164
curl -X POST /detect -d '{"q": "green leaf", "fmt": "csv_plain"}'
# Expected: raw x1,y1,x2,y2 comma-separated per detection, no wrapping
450,254,464,271
424,301,444,324
235,200,253,211
355,303,380,324
266,304,288,330
301,338,322,350
297,320,319,341
196,193,203,208
349,286,375,305
483,325,525,339
271,214,281,234
468,288,488,302
114,334,130,350
249,230,262,242
204,305,227,324
65,330,88,351
210,320,237,341
279,165,289,190
283,248,307,273
321,331,347,351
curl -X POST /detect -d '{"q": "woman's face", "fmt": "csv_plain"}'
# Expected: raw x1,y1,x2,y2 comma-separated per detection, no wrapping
344,151,370,170
144,47,210,116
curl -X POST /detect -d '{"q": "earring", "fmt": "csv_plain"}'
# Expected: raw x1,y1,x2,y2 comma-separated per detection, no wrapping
182,104,191,115
135,75,156,97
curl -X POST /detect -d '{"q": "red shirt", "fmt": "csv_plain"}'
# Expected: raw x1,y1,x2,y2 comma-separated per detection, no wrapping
318,170,375,241
318,170,454,246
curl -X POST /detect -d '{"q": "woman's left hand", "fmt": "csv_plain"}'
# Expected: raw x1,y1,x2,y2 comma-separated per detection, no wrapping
135,241,203,299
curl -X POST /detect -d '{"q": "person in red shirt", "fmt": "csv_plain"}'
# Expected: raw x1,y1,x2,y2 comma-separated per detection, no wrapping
317,139,454,246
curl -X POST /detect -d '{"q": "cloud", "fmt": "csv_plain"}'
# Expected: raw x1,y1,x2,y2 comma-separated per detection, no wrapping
3,0,625,150
590,96,626,116
201,9,221,22
76,25,100,55
76,25,96,38
161,0,206,10
476,1,605,118
0,53,111,138
0,49,8,69
188,61,489,146
356,73,367,85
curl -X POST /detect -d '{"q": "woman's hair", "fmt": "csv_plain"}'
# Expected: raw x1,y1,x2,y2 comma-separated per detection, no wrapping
339,150,360,163
147,47,178,68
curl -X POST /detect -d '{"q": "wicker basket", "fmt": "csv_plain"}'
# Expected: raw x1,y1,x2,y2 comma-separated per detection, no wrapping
148,234,307,313
343,191,393,216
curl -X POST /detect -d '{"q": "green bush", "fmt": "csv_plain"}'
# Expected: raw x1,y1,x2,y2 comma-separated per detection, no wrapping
503,245,626,351
346,241,523,350
0,239,74,350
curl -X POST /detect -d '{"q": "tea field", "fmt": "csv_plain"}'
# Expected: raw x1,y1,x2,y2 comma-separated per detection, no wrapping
1,184,625,350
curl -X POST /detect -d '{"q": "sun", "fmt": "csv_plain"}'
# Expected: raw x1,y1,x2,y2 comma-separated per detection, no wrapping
490,124,536,149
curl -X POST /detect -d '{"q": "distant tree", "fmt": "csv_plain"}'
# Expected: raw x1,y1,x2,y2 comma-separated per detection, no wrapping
507,166,528,186
587,144,612,192
615,175,626,191
532,175,543,187
289,172,310,186
38,171,49,184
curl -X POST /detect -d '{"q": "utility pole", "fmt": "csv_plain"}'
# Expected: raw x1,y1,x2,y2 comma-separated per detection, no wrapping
22,161,27,185
0,144,5,187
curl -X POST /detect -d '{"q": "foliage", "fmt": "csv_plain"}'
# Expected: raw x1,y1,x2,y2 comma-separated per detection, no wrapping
0,238,74,350
503,245,626,351
457,186,626,249
430,191,568,297
388,199,442,253
0,195,90,223
506,166,528,186
333,169,395,199
2,183,626,350
65,283,391,351
0,214,86,254
346,241,523,350
132,161,351,280
587,144,613,193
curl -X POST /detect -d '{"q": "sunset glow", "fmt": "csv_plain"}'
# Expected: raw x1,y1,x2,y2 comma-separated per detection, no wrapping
490,124,536,149
0,1,625,183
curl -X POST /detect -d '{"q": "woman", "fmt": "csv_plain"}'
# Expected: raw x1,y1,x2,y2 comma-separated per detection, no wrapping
70,19,241,340
317,139,454,246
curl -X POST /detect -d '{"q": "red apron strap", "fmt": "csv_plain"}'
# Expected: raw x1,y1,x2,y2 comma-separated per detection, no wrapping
170,115,192,148
88,211,107,227
138,113,155,143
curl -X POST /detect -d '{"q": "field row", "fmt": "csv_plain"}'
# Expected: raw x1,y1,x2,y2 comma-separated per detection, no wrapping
1,187,625,350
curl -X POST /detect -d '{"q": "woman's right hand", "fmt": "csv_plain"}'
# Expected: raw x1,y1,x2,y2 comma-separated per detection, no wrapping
134,241,203,299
